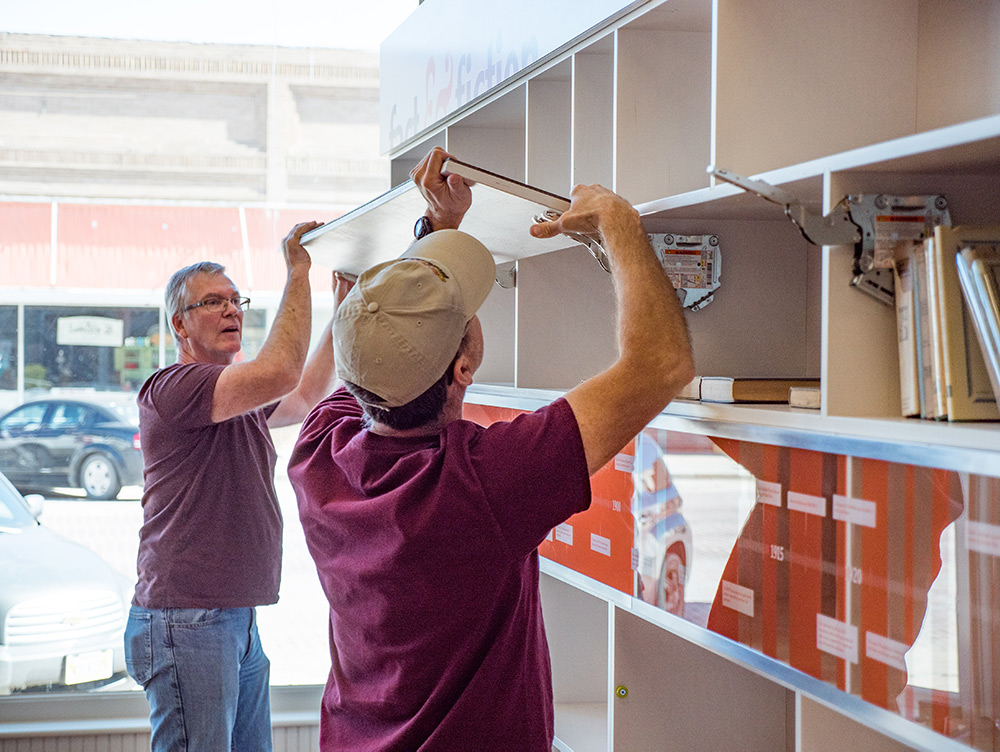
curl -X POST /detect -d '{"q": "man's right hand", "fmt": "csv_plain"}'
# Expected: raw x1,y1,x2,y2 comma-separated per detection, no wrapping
283,221,320,273
410,146,472,232
529,183,640,247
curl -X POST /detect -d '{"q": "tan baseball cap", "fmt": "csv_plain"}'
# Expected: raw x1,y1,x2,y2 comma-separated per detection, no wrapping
333,229,496,407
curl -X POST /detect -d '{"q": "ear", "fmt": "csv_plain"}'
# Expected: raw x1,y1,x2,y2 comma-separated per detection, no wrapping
450,351,476,389
172,313,187,341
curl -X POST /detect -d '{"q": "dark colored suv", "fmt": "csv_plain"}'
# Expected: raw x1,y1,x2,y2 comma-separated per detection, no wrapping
0,397,143,500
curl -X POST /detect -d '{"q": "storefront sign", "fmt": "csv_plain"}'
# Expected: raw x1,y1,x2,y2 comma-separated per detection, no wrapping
56,316,124,347
379,0,634,152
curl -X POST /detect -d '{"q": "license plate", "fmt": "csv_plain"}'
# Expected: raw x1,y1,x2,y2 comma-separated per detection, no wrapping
65,649,114,685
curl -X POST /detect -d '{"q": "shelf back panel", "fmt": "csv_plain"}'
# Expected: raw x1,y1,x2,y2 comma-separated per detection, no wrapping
613,608,791,751
615,27,712,205
714,0,919,176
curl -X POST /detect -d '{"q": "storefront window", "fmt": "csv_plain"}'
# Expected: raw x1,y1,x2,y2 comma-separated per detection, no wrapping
0,2,407,703
24,307,160,395
0,307,16,394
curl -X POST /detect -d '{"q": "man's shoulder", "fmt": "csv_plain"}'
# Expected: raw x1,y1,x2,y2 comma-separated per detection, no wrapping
458,397,579,450
139,362,225,414
143,362,223,389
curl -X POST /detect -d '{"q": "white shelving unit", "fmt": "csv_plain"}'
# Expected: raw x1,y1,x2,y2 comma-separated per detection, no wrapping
314,1,1000,749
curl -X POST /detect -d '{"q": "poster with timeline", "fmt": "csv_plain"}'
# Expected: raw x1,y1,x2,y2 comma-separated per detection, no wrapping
464,399,998,748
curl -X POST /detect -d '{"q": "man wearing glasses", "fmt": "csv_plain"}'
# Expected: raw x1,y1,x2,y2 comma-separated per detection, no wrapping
124,221,350,751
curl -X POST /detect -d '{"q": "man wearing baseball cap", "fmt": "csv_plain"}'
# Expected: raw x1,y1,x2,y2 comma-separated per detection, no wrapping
288,147,694,750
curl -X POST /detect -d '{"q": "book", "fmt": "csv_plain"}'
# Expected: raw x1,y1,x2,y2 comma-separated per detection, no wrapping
788,386,821,409
893,254,920,417
699,377,820,404
954,240,1000,408
910,248,941,419
923,235,949,419
672,376,702,401
932,226,1000,420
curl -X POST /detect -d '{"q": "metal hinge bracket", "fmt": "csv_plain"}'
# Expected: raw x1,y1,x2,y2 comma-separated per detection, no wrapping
708,166,950,306
495,260,517,289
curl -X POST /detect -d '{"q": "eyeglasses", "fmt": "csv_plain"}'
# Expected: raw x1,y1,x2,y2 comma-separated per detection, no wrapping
183,296,251,314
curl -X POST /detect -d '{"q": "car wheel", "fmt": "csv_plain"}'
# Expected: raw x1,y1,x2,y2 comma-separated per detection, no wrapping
658,549,686,617
81,454,121,500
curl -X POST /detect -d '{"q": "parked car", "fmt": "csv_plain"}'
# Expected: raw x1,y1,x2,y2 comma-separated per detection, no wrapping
0,396,142,500
0,471,130,694
633,431,692,617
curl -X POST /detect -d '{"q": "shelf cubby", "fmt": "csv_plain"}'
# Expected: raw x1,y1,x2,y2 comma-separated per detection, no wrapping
614,0,712,204
445,86,527,179
713,0,920,177
540,573,610,752
526,60,572,195
572,36,615,189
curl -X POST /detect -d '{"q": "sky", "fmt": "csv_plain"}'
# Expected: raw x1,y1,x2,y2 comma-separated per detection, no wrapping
1,0,418,50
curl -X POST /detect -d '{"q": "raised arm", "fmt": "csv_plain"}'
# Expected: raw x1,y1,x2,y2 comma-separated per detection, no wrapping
210,221,319,423
267,272,355,427
531,186,695,475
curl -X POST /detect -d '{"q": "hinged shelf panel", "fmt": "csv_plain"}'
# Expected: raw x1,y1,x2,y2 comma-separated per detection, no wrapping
300,177,581,275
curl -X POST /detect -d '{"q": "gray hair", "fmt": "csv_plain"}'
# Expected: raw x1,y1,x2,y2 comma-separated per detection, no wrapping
165,262,227,336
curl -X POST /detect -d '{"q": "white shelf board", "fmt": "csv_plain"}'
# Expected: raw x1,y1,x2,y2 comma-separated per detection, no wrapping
641,115,1000,223
467,385,1000,474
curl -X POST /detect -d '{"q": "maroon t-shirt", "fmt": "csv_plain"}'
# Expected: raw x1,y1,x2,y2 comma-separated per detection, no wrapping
133,363,282,609
288,386,591,751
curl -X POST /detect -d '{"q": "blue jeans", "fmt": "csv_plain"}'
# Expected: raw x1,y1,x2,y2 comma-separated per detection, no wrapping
124,606,272,752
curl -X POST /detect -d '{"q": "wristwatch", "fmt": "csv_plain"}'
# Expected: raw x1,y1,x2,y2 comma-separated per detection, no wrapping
414,215,433,240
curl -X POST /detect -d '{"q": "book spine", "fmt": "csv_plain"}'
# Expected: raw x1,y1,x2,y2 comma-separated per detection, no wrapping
911,249,936,419
893,257,920,417
924,236,948,419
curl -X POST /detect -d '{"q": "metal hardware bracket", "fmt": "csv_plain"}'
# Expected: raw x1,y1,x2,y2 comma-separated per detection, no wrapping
533,209,612,273
532,212,719,310
650,233,722,311
709,166,860,246
495,261,517,289
708,166,950,306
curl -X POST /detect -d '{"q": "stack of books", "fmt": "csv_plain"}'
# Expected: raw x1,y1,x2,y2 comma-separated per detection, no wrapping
894,225,1000,421
670,376,821,407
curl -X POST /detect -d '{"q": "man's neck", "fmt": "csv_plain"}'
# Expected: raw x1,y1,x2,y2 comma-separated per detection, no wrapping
367,420,443,438
368,390,466,437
